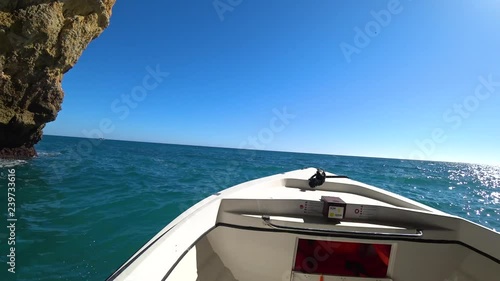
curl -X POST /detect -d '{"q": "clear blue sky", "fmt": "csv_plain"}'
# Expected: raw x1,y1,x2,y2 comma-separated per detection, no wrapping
44,0,500,166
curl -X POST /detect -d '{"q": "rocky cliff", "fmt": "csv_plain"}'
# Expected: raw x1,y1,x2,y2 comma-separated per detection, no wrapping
0,0,115,158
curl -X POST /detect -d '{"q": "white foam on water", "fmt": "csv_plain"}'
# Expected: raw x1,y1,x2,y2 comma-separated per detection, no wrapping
37,151,62,157
0,159,28,168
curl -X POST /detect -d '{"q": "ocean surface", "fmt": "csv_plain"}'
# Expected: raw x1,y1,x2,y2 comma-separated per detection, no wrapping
0,135,498,281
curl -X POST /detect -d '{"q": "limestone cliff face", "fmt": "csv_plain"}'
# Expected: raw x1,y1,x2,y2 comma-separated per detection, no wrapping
0,0,115,158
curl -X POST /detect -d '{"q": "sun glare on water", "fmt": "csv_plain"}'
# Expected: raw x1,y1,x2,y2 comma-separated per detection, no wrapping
447,163,499,231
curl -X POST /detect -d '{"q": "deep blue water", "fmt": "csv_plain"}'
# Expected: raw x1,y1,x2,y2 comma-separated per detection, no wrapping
0,135,498,280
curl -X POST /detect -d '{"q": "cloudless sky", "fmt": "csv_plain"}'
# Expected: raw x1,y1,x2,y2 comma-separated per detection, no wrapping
44,0,500,166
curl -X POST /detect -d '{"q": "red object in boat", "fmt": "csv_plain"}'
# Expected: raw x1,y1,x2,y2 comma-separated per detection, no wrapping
293,239,392,278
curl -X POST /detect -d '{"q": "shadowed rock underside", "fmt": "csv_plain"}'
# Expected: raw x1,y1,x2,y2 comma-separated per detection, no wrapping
0,0,115,158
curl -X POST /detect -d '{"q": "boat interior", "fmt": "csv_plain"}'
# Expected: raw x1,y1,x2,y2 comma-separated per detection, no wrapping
167,197,499,281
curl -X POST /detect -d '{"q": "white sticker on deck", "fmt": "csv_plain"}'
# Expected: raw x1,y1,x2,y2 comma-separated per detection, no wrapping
299,200,323,215
345,204,377,219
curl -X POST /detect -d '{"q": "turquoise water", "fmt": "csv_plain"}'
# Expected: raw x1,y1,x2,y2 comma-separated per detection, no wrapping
0,135,499,281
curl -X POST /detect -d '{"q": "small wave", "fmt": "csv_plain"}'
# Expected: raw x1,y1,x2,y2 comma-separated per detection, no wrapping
0,159,28,168
37,151,62,157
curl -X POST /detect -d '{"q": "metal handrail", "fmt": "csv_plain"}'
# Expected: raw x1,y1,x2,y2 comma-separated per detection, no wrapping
261,215,424,238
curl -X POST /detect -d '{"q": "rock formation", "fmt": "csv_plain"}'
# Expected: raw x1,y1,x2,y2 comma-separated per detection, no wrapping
0,0,115,158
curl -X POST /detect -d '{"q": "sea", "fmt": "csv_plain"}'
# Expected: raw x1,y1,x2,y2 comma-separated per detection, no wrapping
0,135,498,281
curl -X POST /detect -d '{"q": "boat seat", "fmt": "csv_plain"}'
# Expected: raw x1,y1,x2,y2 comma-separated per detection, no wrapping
167,236,238,281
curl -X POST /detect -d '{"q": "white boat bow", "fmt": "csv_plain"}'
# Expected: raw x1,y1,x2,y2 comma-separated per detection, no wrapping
107,168,499,281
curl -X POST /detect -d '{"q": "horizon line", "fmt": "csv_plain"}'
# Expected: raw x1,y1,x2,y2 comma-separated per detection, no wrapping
41,134,499,168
